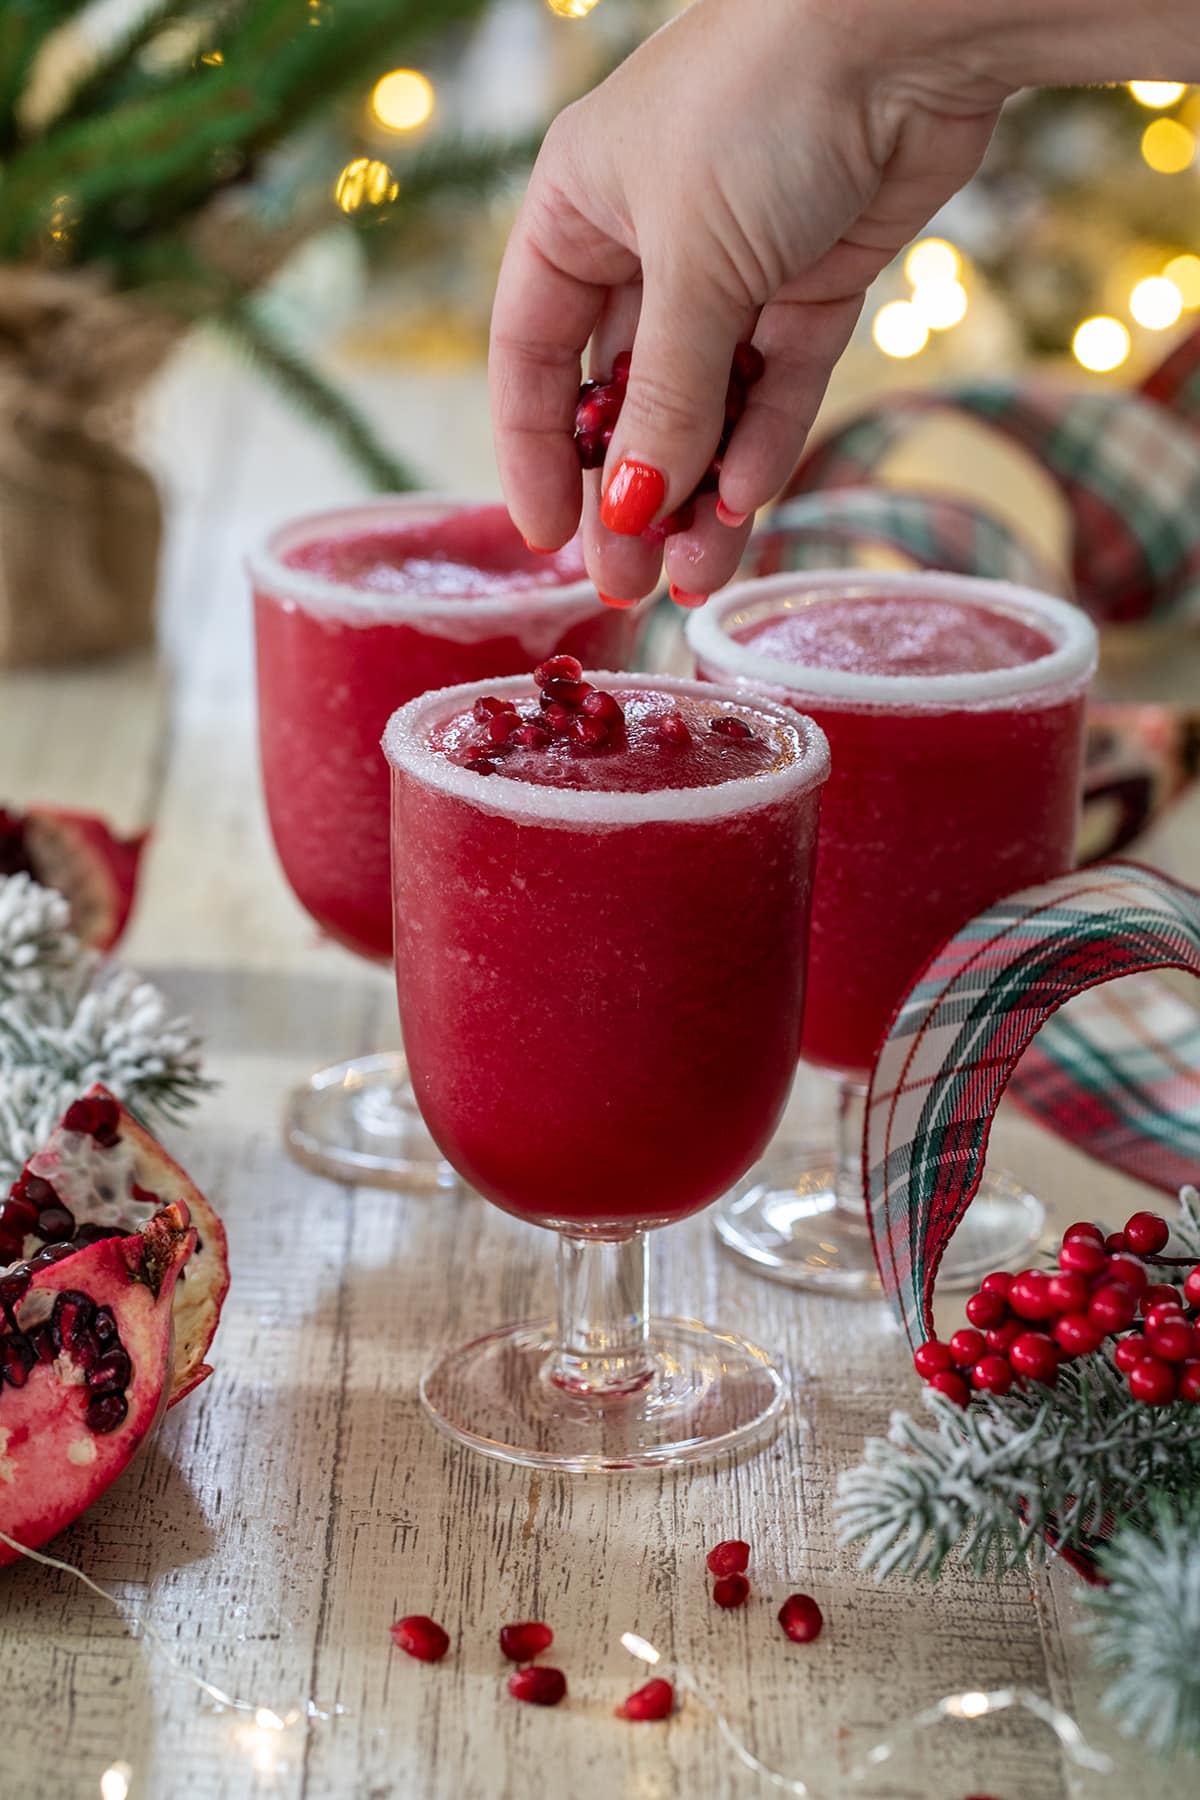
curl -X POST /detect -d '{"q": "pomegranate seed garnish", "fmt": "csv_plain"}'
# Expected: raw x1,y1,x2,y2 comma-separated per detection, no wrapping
712,1573,750,1608
512,724,551,749
391,1615,451,1662
540,678,592,711
474,696,516,722
1124,1210,1170,1255
534,654,584,687
571,716,611,748
499,1620,553,1662
615,1676,675,1721
656,712,692,747
463,755,498,776
581,689,623,726
706,1539,750,1577
777,1593,823,1643
486,711,521,746
709,715,753,740
508,1666,567,1706
541,702,573,736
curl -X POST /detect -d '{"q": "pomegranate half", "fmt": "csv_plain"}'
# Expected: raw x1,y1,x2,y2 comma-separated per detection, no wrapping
0,804,147,951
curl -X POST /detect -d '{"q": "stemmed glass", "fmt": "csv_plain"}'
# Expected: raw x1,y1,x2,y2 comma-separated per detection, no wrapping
383,672,829,1468
687,570,1098,1294
249,497,643,1189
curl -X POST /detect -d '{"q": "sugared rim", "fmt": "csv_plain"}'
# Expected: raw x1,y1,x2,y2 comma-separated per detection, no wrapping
381,671,830,827
685,570,1098,707
245,494,614,620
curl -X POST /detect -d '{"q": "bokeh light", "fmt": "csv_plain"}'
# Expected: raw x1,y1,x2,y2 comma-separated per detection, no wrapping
1165,254,1200,309
1128,81,1187,109
904,238,960,286
334,156,399,212
1130,275,1183,329
910,277,969,331
370,69,434,132
544,0,604,15
1141,118,1196,173
1071,316,1131,372
872,301,929,359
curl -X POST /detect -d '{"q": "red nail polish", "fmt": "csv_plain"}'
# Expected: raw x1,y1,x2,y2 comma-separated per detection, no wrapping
600,459,667,536
523,538,555,555
598,592,638,610
715,500,749,529
668,584,708,610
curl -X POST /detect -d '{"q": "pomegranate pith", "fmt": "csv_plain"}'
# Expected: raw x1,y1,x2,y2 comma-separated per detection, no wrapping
2,805,148,951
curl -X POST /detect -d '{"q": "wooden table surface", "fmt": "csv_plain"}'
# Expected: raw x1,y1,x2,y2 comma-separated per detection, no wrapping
3,339,1198,1800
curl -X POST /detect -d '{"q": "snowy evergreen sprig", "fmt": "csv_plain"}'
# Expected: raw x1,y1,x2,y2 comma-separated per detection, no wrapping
0,874,210,1183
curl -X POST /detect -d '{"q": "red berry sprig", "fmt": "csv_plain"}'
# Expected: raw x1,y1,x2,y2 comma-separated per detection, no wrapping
912,1209,1200,1410
574,343,766,541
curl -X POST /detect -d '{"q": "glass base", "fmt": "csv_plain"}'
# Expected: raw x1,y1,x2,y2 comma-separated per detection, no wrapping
420,1315,788,1471
714,1144,1045,1296
283,1051,459,1193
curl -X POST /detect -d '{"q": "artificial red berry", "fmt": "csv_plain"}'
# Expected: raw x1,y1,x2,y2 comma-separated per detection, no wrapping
1128,1356,1178,1406
1063,1221,1105,1245
1045,1272,1089,1315
1008,1270,1058,1322
534,654,583,687
706,1539,750,1577
928,1370,970,1407
1088,1284,1138,1334
1105,1256,1149,1294
965,1290,1008,1330
712,1574,750,1609
1009,1332,1061,1384
1113,1334,1152,1373
1052,1312,1104,1358
499,1621,553,1662
615,1678,674,1721
948,1328,987,1368
981,1272,1014,1300
1141,1284,1182,1316
1124,1211,1170,1256
970,1355,1014,1395
986,1318,1024,1354
777,1594,823,1643
1184,1266,1200,1309
913,1340,954,1379
391,1615,451,1662
1147,1315,1195,1363
1104,1231,1128,1254
1143,1303,1186,1337
508,1666,567,1706
1179,1362,1200,1403
1058,1237,1107,1277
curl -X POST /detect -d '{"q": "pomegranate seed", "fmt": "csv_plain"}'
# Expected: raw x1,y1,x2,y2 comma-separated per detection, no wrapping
1147,1315,1194,1362
499,1620,553,1663
1124,1211,1169,1256
391,1615,451,1662
62,1096,120,1146
1129,1355,1178,1406
1184,1266,1200,1308
970,1354,1014,1395
577,430,605,469
712,1573,750,1608
948,1328,986,1368
1009,1332,1060,1384
1058,1237,1106,1277
1088,1284,1138,1333
1007,1270,1058,1322
486,711,521,746
964,1291,1007,1330
611,350,632,380
1106,1256,1149,1293
1141,1284,1182,1316
981,1272,1014,1299
927,1370,969,1407
724,383,747,426
1052,1312,1104,1358
777,1593,823,1643
535,654,584,687
508,1666,566,1706
512,724,550,749
463,755,498,776
581,689,623,726
616,1677,674,1721
540,677,592,711
570,715,611,748
913,1340,954,1378
1063,1221,1105,1245
1045,1271,1089,1315
474,696,516,722
1113,1333,1152,1372
706,1539,750,1577
1179,1361,1200,1402
708,715,753,740
1105,1231,1129,1253
986,1318,1024,1354
731,342,766,387
541,702,573,736
655,712,692,747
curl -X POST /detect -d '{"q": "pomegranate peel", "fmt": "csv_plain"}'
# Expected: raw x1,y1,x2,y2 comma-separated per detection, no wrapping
0,805,147,951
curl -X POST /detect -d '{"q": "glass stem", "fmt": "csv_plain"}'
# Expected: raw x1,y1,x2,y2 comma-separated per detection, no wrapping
833,1078,870,1217
550,1232,655,1396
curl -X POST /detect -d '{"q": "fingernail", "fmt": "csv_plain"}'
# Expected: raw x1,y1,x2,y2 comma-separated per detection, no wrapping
668,583,708,610
523,538,554,555
598,592,639,610
715,499,749,529
600,459,666,536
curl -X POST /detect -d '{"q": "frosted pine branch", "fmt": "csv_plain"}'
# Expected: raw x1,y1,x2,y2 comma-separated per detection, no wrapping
0,874,81,1002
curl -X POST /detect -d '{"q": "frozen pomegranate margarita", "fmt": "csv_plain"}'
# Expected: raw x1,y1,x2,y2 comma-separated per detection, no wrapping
384,666,829,1469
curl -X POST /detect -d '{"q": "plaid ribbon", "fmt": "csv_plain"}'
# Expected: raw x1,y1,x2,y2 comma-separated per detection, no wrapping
865,863,1200,1347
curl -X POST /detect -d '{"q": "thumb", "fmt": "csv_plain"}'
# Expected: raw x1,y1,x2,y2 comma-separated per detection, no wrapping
598,264,745,538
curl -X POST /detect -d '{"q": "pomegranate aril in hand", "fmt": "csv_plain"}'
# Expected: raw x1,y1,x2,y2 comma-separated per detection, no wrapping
712,1573,750,1608
778,1593,823,1643
616,1677,674,1721
1045,1272,1089,1316
970,1355,1013,1396
913,1340,954,1379
391,1615,451,1663
1128,1356,1178,1406
707,1538,750,1577
965,1290,1008,1330
1009,1332,1060,1384
1088,1284,1138,1334
1123,1210,1169,1256
499,1620,553,1662
508,1666,567,1706
535,654,583,688
948,1328,986,1368
928,1370,969,1407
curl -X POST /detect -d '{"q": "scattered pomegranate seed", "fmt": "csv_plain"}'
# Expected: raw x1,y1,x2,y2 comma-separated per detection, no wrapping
540,677,592,711
712,1573,750,1609
535,654,583,687
948,1327,986,1368
706,1539,750,1577
508,1666,567,1706
391,1615,450,1662
709,715,753,741
486,711,521,746
541,701,573,736
1124,1210,1170,1255
499,1620,554,1663
615,1677,675,1721
777,1593,823,1643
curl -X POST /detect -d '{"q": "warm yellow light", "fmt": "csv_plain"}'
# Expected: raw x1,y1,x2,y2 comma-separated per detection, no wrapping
100,1768,131,1800
872,301,929,359
1141,118,1195,173
544,0,603,15
904,238,960,286
1165,253,1200,309
910,276,969,331
1130,275,1183,329
1072,315,1131,372
370,68,434,132
1129,80,1187,109
334,156,398,212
